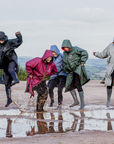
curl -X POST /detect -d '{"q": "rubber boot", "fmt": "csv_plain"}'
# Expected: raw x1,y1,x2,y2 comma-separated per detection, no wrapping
78,91,85,110
50,99,54,107
10,71,19,86
49,92,54,107
5,87,12,107
36,96,41,112
106,88,112,107
69,90,79,107
55,104,62,110
100,78,105,84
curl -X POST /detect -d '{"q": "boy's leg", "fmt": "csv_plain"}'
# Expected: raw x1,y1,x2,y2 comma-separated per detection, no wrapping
106,86,112,107
35,81,48,112
106,72,114,107
40,90,48,111
5,78,12,107
8,61,19,86
75,74,85,110
33,86,40,112
55,76,66,110
49,78,58,107
58,76,66,105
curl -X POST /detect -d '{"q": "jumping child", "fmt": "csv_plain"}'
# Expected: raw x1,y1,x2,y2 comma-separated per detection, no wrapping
61,39,90,110
93,38,114,107
0,31,23,107
25,50,57,112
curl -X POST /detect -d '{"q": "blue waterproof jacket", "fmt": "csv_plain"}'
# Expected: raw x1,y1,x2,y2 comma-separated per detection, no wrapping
50,45,67,80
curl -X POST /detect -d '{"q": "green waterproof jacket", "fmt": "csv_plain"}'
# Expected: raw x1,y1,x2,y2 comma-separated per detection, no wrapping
62,40,90,92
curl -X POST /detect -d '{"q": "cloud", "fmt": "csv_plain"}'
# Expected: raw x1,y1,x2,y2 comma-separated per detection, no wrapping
70,7,108,22
0,18,113,58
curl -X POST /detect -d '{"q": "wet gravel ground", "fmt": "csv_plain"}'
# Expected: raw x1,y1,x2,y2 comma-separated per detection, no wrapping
0,80,114,143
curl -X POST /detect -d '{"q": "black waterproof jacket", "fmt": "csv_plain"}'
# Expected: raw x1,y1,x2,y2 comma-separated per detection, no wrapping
0,32,23,85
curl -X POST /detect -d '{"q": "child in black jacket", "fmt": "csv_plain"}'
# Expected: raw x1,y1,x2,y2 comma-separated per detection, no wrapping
0,31,23,107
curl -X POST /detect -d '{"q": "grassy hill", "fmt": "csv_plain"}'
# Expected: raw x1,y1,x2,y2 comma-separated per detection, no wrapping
85,58,106,80
18,57,107,80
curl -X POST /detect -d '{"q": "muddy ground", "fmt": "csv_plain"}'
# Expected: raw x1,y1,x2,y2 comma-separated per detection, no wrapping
0,80,114,144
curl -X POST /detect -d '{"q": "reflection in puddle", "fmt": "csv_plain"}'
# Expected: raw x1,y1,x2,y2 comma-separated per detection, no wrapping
0,105,114,138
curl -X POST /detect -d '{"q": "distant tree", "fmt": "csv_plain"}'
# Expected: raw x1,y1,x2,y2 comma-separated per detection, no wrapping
0,69,3,77
17,65,28,81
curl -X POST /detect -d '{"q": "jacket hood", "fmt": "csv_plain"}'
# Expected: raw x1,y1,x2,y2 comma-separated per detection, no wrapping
0,31,8,41
42,50,53,61
50,45,60,56
61,39,72,50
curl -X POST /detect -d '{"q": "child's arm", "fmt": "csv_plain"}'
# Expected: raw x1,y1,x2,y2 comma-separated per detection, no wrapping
94,45,109,59
80,49,89,64
26,57,40,76
9,31,23,49
50,62,57,76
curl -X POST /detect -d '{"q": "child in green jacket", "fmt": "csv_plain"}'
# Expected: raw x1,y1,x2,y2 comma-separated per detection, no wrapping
61,39,90,110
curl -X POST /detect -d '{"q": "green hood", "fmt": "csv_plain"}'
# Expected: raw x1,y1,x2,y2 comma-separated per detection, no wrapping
61,40,72,50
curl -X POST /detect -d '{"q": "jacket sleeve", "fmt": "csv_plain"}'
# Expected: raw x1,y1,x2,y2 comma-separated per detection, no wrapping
50,62,57,76
63,61,70,72
79,48,89,64
26,58,40,75
9,33,23,49
94,45,109,59
54,55,63,72
70,48,88,71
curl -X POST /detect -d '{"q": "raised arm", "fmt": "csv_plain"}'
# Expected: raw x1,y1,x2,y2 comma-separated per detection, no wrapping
9,31,23,49
93,45,109,59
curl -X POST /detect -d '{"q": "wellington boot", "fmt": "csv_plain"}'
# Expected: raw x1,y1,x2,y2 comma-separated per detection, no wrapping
78,91,85,110
106,88,112,107
69,90,79,107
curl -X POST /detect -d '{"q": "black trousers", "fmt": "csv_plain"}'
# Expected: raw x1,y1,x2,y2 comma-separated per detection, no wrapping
8,61,16,73
70,73,83,92
4,61,16,87
49,76,66,105
107,71,114,89
33,80,48,111
3,61,16,97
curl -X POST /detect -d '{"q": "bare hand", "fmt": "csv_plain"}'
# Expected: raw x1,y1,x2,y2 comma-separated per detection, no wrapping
66,71,69,73
29,75,33,78
15,31,20,35
81,64,84,66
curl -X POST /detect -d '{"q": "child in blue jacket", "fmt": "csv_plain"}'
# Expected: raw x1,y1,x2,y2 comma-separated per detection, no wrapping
48,45,79,109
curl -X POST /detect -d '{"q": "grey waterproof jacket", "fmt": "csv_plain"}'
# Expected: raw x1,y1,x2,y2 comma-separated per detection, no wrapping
95,42,114,86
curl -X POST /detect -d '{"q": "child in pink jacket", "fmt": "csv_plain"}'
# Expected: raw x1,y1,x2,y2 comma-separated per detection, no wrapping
25,50,57,112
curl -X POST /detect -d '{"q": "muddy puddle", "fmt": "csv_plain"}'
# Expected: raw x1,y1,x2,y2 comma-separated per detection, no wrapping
0,105,114,138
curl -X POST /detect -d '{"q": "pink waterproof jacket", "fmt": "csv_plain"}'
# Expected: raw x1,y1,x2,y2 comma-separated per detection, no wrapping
25,50,57,96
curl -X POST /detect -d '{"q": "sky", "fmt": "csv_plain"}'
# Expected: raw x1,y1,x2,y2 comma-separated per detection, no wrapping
0,0,114,58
